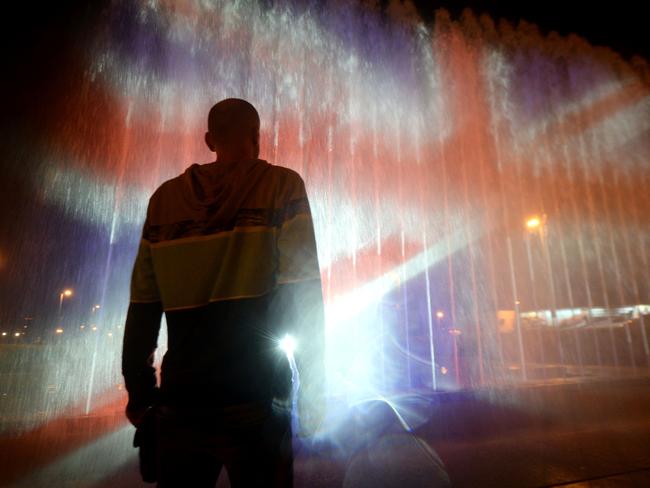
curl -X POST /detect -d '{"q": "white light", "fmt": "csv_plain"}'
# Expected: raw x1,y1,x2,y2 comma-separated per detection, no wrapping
279,334,296,358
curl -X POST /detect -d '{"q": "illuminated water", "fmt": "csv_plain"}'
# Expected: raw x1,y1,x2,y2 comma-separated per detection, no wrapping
1,0,649,485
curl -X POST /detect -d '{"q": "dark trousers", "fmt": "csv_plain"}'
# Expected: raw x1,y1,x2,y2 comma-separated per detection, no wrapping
155,401,293,488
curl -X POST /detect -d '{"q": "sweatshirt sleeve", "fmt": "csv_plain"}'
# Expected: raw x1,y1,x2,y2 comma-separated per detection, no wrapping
275,175,326,436
122,212,163,425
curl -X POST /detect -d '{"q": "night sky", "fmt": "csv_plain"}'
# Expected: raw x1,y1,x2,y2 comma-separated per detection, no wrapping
0,0,648,330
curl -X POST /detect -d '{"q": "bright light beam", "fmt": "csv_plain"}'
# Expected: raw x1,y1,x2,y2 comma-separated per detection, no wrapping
279,334,296,359
327,225,475,328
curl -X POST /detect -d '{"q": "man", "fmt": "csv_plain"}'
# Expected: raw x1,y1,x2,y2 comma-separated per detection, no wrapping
122,98,325,487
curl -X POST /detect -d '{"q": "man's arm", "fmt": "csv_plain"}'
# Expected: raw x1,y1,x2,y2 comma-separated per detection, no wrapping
122,301,162,426
275,176,326,436
122,236,163,426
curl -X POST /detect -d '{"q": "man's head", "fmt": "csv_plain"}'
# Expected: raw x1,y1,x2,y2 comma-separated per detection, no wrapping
205,98,260,162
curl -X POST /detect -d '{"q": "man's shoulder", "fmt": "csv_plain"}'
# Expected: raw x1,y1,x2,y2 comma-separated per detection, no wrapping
267,163,302,181
267,164,306,193
148,165,195,202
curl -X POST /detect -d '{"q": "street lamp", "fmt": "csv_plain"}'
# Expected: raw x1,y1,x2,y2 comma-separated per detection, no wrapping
524,215,558,327
525,214,565,369
525,216,542,232
524,215,546,371
58,288,74,315
436,310,444,328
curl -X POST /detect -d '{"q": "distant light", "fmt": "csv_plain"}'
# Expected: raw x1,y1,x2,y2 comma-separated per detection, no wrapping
436,310,444,319
62,289,73,297
55,328,64,334
80,325,85,330
107,332,113,337
14,332,21,337
1,332,6,337
449,328,462,336
441,366,448,375
91,326,97,331
279,334,296,358
525,216,541,230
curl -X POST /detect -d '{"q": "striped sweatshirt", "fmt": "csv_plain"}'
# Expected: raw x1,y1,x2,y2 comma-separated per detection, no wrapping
122,159,325,427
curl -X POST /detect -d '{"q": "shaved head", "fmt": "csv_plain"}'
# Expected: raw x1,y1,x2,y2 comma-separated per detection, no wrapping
207,98,260,147
205,99,260,162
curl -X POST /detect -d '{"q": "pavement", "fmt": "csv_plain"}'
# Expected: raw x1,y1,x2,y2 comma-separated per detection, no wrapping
1,374,650,487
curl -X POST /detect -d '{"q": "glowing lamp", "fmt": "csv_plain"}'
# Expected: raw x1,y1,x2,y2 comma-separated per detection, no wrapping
63,289,73,297
14,332,20,337
436,311,444,319
525,216,541,231
1,332,6,337
55,328,64,334
279,334,296,358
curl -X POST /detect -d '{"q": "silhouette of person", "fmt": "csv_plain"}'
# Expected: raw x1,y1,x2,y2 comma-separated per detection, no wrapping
122,98,325,487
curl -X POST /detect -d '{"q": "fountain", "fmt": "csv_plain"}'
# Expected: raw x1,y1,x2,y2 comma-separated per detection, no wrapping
1,1,649,485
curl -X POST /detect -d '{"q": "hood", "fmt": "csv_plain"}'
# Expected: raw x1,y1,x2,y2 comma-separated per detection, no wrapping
179,158,271,225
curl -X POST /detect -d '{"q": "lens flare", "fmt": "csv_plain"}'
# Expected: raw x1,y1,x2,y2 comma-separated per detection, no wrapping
279,334,297,359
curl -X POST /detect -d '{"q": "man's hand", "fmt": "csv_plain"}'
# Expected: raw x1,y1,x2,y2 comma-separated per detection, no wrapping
126,403,151,428
126,386,160,427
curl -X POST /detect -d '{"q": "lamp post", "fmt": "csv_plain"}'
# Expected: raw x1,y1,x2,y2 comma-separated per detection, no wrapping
525,215,558,325
90,304,100,331
526,215,565,367
524,217,545,374
58,289,73,316
57,288,73,336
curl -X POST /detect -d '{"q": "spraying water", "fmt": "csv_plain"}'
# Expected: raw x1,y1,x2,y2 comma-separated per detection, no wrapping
1,1,649,485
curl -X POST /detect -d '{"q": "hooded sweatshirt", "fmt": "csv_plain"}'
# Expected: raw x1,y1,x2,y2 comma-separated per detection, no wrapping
122,159,324,412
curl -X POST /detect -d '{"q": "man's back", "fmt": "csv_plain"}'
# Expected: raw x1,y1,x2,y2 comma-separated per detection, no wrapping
122,99,324,487
131,159,317,404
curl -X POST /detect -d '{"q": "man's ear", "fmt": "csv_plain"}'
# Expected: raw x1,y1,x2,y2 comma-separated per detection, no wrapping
205,131,215,152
